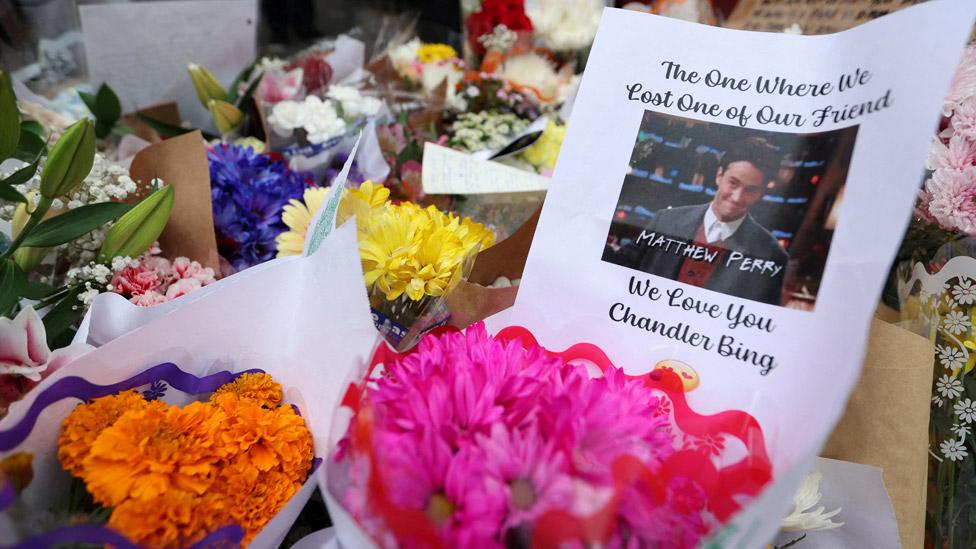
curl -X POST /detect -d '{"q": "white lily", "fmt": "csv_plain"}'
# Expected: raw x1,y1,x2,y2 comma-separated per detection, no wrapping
781,472,844,532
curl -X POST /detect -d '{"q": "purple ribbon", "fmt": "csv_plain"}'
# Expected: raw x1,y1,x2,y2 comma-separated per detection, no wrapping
2,523,245,549
0,362,262,451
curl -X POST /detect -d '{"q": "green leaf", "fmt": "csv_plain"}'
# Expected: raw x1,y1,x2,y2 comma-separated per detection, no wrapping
0,71,20,161
95,119,113,140
22,202,133,247
136,112,218,141
0,185,26,203
20,120,43,137
0,259,27,315
95,84,121,123
235,71,264,111
397,140,423,165
226,61,257,104
22,281,57,300
13,126,46,162
0,157,40,188
42,287,84,347
78,90,98,116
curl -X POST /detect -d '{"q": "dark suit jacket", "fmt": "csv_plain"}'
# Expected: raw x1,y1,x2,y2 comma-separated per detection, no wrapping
637,204,788,305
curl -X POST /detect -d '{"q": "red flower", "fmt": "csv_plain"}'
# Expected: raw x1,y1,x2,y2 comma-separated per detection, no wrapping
465,0,533,56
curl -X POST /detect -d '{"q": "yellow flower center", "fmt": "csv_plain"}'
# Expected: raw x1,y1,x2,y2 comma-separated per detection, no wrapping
425,493,455,525
510,478,536,509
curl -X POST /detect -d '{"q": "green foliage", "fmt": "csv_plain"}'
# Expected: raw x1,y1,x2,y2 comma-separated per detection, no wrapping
79,83,123,139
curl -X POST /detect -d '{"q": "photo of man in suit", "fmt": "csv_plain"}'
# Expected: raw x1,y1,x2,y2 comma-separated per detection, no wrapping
636,137,788,305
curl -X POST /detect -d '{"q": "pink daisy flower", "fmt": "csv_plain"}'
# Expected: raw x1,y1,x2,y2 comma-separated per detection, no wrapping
479,423,575,529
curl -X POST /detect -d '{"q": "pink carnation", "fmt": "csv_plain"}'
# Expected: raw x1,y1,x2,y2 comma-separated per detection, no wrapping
164,277,203,300
110,264,161,296
170,257,216,285
129,291,168,307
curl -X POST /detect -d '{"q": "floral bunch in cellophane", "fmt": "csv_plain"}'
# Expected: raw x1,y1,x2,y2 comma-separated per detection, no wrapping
326,322,772,548
276,180,493,349
336,182,494,349
53,372,312,548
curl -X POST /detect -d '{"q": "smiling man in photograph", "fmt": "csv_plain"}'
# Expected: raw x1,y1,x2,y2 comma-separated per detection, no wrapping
636,136,788,305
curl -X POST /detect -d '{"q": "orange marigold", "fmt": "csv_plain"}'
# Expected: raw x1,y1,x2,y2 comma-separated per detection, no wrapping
211,393,313,483
58,391,161,477
215,470,303,546
108,491,235,549
82,401,228,507
210,373,282,408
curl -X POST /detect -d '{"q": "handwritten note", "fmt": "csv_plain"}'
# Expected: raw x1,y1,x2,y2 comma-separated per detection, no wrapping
422,143,550,195
79,0,257,129
727,0,924,34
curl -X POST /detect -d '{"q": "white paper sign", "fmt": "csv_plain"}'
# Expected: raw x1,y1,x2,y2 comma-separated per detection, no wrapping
510,2,975,546
422,143,550,194
79,0,257,129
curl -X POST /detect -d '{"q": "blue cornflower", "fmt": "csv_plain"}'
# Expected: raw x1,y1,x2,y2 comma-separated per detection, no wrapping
208,144,311,270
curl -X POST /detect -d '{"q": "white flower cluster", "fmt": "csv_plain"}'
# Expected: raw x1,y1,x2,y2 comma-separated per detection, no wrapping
449,112,530,153
66,261,115,307
268,95,347,145
478,24,518,53
0,153,139,268
326,85,384,119
525,0,602,51
389,38,422,80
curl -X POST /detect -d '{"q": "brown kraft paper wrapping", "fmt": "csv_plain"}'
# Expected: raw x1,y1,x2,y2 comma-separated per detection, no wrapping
127,131,221,273
446,207,540,328
821,318,933,549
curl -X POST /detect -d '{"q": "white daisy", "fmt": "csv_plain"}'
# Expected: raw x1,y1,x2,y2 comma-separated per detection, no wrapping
935,394,946,407
955,398,976,423
953,279,976,305
944,310,971,335
941,438,968,461
938,345,967,370
952,423,971,438
937,374,965,399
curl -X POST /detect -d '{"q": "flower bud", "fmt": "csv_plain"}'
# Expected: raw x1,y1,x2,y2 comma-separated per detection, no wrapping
39,119,95,199
208,99,244,135
188,63,227,106
0,70,19,161
11,191,54,272
98,183,174,263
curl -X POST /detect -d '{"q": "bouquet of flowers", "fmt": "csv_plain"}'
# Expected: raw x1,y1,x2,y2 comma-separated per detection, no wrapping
277,180,494,350
0,223,379,547
208,142,313,271
326,322,772,547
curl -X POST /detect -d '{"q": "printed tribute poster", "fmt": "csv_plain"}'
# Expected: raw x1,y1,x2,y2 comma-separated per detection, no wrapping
510,1,976,546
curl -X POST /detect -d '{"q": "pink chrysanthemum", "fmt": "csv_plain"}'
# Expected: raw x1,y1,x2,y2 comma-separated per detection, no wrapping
479,424,574,529
927,135,976,172
612,477,710,549
380,429,506,548
944,46,976,117
343,323,697,547
923,167,976,235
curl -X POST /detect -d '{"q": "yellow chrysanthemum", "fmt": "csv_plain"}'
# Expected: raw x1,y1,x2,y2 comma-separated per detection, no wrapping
82,401,228,506
58,391,162,478
336,179,391,228
107,491,232,549
210,373,282,408
521,119,566,172
276,187,330,257
358,206,427,301
416,43,458,64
